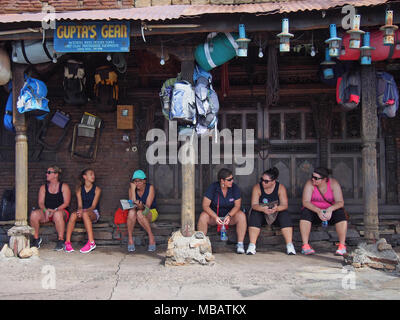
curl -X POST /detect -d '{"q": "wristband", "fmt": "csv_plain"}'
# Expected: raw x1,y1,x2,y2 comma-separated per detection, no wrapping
227,214,232,218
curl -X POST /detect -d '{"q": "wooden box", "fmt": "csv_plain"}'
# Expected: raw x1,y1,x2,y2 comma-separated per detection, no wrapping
117,105,135,130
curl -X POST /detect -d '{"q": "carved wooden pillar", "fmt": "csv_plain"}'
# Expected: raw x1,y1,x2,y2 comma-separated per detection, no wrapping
169,47,196,237
381,118,398,204
311,95,333,168
361,65,379,242
12,63,28,226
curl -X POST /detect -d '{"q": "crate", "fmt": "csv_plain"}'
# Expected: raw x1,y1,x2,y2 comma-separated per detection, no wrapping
117,105,135,130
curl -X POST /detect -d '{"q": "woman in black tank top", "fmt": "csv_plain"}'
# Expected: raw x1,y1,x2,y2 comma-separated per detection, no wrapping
29,165,71,251
247,167,295,255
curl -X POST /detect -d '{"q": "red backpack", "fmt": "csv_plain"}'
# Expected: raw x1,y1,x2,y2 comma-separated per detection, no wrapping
114,208,128,240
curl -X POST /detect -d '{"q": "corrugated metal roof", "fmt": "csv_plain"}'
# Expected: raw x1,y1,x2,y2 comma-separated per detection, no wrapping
0,0,389,23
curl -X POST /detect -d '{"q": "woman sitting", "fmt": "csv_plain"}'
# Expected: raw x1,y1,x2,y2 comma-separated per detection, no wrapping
127,170,158,253
300,167,347,256
197,168,247,254
247,167,296,255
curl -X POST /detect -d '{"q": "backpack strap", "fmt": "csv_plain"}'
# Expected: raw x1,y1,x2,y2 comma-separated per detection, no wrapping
42,38,53,62
20,40,32,65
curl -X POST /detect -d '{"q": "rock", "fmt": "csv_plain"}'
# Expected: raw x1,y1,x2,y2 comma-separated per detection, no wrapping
377,238,392,251
1,244,14,258
19,248,33,259
30,247,39,256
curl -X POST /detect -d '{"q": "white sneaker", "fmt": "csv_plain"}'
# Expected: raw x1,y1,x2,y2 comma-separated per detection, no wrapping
286,243,296,255
236,243,245,254
246,243,256,255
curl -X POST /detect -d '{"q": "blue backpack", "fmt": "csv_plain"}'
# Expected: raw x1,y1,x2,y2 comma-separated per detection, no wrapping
376,71,399,118
3,82,14,132
16,76,49,119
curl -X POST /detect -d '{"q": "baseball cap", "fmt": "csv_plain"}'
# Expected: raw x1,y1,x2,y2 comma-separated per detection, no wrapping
132,170,146,180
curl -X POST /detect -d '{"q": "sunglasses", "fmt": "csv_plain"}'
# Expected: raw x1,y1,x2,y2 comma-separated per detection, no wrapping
311,175,324,180
224,177,234,182
260,178,273,183
133,179,145,183
46,171,57,174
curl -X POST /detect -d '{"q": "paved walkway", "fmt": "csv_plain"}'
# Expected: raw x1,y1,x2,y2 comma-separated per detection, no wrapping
0,244,399,301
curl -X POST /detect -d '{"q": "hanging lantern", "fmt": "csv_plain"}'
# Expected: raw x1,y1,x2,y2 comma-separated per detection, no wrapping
347,14,364,49
277,18,294,52
325,24,342,57
236,24,251,57
360,32,375,65
320,48,336,79
380,10,398,46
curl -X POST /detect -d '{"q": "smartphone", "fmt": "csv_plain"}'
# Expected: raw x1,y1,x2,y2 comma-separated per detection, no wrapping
260,200,278,209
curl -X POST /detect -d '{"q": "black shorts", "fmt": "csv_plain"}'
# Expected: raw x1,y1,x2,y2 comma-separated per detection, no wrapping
300,207,347,225
248,209,293,229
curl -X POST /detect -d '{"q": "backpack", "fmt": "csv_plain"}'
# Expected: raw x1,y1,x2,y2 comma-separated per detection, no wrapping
159,77,179,121
16,76,49,119
3,82,14,132
336,69,361,111
193,65,219,133
63,59,87,106
113,208,128,240
376,71,399,118
94,66,118,112
169,80,196,124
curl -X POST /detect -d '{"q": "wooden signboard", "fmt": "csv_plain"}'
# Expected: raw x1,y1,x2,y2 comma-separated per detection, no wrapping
117,105,135,130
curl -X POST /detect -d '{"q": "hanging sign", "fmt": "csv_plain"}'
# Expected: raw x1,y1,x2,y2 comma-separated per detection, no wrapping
54,21,130,52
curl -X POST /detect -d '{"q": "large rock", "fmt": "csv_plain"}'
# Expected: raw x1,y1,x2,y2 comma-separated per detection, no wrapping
19,248,33,259
344,238,400,272
165,230,215,266
0,244,14,258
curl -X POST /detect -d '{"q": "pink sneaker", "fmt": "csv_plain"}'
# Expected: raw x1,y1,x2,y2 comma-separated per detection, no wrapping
80,241,96,254
64,242,74,253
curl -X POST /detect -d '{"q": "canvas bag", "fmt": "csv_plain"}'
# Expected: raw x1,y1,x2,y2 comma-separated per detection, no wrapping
63,59,87,106
170,80,196,124
376,71,399,118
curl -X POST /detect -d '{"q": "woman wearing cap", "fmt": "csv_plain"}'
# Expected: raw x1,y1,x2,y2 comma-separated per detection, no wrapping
197,168,247,254
127,170,158,252
300,167,347,256
29,165,71,251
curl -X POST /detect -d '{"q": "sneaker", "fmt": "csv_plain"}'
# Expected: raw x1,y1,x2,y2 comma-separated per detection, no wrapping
301,244,315,255
335,244,347,256
54,240,65,251
80,241,96,254
286,243,296,255
64,242,75,253
128,243,136,252
31,237,42,249
246,243,256,255
148,244,156,252
236,243,245,254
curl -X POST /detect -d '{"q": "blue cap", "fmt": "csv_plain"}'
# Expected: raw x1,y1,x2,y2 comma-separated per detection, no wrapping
132,170,146,180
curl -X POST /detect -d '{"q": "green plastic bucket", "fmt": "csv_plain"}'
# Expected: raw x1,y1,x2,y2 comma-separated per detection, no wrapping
195,32,239,71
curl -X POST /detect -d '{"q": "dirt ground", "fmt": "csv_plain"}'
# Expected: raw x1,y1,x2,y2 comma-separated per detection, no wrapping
0,243,399,302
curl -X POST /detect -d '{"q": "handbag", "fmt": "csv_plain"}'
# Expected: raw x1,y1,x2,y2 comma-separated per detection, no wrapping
316,186,349,220
114,208,128,240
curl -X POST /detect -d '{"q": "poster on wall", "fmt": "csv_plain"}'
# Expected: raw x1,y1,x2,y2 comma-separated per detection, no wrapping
54,21,130,52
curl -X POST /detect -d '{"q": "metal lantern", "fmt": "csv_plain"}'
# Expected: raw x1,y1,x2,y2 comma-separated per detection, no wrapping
360,32,375,65
325,24,342,57
236,24,251,57
277,18,294,52
380,10,398,46
347,14,364,49
320,48,336,79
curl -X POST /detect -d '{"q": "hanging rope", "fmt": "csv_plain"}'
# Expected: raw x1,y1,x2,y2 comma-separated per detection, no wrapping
266,43,279,107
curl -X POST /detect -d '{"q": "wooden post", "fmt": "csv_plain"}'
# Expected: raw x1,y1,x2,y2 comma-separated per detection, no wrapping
7,63,34,256
361,65,379,242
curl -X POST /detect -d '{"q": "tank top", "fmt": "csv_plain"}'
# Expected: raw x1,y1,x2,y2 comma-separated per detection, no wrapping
135,183,156,209
81,183,99,211
311,180,335,209
259,181,280,206
45,182,65,210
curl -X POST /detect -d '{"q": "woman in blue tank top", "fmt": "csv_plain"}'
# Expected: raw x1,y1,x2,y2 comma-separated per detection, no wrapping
127,169,158,253
65,168,102,254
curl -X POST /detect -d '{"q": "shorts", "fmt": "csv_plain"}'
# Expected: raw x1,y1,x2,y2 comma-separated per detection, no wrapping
300,207,347,225
47,208,70,222
150,209,158,223
248,209,293,229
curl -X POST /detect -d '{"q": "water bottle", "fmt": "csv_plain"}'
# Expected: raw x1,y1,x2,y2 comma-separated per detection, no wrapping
321,210,328,228
220,224,228,241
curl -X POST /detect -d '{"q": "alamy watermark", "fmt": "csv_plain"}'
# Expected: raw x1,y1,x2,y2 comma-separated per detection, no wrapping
341,266,356,290
41,4,56,30
41,265,56,290
145,122,255,176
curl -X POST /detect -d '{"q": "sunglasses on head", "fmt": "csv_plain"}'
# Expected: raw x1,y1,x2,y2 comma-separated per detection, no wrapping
224,177,234,182
311,175,324,180
46,171,57,174
260,178,273,183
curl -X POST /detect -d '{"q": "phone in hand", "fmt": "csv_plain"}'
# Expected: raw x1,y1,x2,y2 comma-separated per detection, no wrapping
260,200,279,209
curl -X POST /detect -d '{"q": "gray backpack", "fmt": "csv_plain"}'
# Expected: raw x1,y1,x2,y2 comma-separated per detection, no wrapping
170,80,196,124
